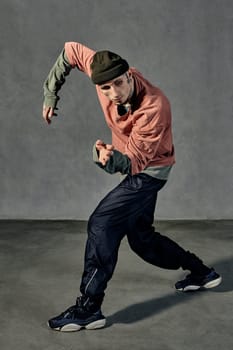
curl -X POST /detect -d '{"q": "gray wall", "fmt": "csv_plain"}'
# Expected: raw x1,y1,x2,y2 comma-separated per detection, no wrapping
0,0,232,220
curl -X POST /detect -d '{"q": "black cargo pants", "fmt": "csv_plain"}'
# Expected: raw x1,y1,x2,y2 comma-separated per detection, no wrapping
80,173,207,303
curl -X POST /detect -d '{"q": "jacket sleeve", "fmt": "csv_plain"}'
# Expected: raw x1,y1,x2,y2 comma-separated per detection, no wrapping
125,120,166,175
121,91,174,175
43,42,95,108
43,49,72,108
124,100,173,175
64,42,95,77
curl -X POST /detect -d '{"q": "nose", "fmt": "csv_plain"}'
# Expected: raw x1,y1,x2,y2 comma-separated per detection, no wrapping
110,85,120,98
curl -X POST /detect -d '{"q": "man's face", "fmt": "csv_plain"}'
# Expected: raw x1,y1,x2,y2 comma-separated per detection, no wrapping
99,73,132,105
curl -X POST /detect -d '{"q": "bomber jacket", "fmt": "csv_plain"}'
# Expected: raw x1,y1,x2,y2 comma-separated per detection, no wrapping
43,42,175,178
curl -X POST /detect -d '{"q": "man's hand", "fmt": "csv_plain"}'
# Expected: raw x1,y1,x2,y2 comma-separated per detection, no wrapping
42,105,57,124
95,140,114,166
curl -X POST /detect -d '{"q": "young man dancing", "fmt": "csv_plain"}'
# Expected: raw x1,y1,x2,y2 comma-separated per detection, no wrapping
42,42,222,331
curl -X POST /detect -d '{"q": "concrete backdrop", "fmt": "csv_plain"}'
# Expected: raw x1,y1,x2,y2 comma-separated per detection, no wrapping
0,0,232,219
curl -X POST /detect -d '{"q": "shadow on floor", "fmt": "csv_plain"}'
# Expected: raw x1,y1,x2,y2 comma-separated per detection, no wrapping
107,292,196,326
107,255,233,327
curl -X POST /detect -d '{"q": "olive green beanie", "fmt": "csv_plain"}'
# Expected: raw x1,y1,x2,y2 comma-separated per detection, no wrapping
91,50,129,85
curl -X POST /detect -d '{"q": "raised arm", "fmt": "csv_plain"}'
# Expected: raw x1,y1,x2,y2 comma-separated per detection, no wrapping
42,49,72,123
42,42,95,124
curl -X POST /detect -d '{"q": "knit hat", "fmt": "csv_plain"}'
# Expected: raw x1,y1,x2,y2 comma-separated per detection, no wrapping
91,50,129,85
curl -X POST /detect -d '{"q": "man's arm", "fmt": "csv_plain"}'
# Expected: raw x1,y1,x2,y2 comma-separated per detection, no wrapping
124,96,173,174
42,42,95,124
93,141,131,175
43,49,72,124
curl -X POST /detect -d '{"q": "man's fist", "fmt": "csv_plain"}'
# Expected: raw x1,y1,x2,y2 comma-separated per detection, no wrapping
42,105,57,124
95,140,114,166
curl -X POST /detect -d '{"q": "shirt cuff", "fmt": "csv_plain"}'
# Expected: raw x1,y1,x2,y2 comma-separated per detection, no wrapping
92,144,131,175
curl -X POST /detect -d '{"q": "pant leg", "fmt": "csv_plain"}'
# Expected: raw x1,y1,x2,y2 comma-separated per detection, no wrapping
80,173,210,304
80,174,166,300
126,175,210,274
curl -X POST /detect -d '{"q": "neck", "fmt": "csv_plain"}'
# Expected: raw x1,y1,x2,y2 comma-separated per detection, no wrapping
125,79,134,105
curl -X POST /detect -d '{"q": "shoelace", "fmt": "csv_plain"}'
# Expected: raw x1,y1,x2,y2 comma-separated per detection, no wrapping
59,298,87,319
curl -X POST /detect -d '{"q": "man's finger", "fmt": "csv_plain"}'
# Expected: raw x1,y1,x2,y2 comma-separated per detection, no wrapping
96,140,106,151
48,108,54,118
106,144,114,151
96,140,105,147
42,113,51,124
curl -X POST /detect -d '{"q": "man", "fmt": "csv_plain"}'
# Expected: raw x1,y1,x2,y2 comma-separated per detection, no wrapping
42,42,222,332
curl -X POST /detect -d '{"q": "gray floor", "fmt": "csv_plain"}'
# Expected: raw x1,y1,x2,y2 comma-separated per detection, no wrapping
0,220,232,350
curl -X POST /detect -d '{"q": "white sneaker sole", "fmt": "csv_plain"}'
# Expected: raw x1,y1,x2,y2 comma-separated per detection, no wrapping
203,276,222,289
49,318,106,332
177,276,222,292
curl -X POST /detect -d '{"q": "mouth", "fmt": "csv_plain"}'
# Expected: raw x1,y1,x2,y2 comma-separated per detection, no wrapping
112,97,126,105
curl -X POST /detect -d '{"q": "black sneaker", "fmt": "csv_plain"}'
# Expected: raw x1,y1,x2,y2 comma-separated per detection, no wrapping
48,296,106,332
175,268,222,292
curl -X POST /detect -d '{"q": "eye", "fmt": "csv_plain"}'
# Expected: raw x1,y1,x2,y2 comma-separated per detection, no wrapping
114,79,124,87
100,85,111,90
